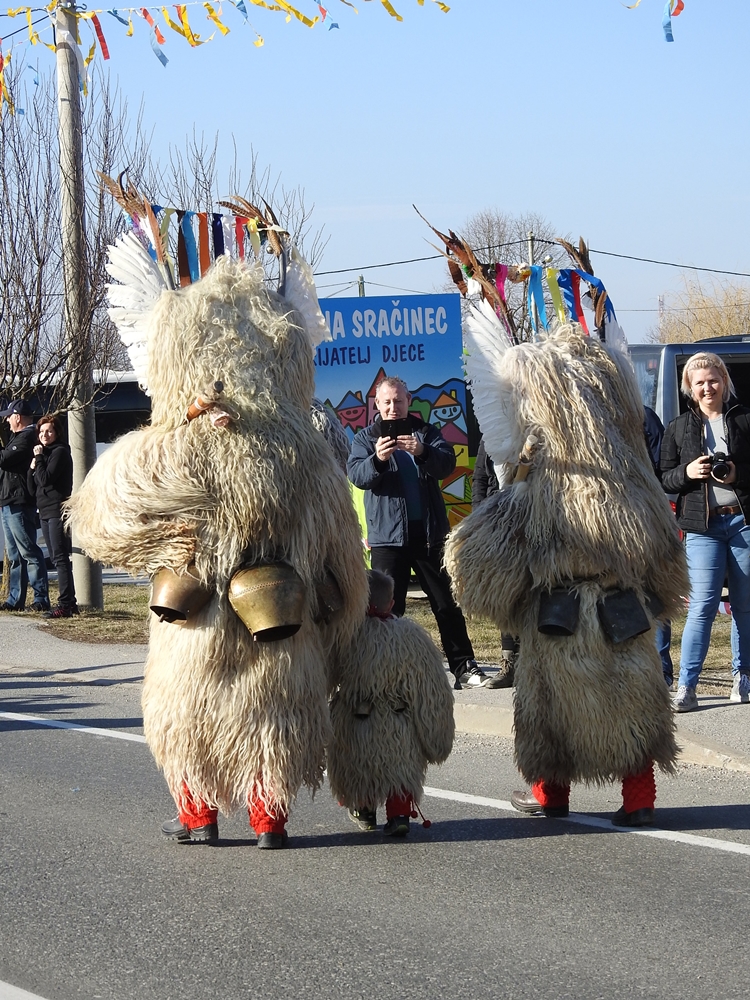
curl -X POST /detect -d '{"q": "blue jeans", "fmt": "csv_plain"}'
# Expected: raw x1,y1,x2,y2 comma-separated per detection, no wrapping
655,619,673,686
1,504,49,609
679,514,750,689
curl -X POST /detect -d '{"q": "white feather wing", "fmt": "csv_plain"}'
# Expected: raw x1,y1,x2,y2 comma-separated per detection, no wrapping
283,245,331,349
462,288,521,467
105,232,168,391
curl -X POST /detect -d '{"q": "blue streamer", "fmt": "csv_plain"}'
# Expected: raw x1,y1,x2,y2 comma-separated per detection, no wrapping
526,266,548,334
556,270,577,321
573,270,617,322
234,0,248,18
108,9,130,26
148,28,168,66
329,20,339,29
181,212,201,283
662,1,674,42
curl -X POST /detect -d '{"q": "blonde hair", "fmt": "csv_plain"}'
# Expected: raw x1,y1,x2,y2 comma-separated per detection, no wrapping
681,352,735,402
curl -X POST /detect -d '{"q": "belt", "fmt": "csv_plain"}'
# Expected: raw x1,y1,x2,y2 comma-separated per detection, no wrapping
711,504,742,516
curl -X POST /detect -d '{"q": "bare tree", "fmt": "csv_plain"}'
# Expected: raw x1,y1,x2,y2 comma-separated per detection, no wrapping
454,208,570,341
0,65,146,409
649,278,750,344
127,132,328,289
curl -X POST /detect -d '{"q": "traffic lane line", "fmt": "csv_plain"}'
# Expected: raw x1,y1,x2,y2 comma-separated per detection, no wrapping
424,786,750,857
0,980,50,1000
2,711,748,858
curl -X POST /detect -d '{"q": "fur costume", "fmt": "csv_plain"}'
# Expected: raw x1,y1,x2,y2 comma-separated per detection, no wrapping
445,322,688,788
69,254,368,821
327,614,454,812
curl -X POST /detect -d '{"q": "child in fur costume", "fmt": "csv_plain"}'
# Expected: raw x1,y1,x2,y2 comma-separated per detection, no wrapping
327,569,455,836
69,242,368,849
444,320,688,827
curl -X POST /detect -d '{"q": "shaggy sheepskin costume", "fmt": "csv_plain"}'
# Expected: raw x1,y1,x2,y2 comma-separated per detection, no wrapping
327,613,454,822
444,322,688,813
69,253,368,838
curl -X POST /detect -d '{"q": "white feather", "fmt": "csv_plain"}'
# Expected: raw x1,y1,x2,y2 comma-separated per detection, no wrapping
603,316,629,357
105,233,168,392
283,245,331,349
462,293,522,467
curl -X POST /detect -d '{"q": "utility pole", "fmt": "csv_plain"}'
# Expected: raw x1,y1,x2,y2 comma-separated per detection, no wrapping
55,1,103,609
358,274,365,297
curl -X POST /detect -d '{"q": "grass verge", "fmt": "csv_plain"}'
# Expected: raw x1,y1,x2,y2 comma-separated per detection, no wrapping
35,584,736,697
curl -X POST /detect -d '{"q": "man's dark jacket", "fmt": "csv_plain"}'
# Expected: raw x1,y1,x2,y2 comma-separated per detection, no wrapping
0,425,37,507
472,438,499,507
27,440,73,519
347,415,456,547
660,399,750,533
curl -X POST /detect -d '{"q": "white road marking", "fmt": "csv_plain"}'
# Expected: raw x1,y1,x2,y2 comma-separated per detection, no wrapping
0,981,51,1000
424,786,750,857
1,711,747,857
0,711,146,743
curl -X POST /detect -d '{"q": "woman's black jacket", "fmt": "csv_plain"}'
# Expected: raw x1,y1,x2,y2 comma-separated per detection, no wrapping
660,399,750,533
28,440,73,519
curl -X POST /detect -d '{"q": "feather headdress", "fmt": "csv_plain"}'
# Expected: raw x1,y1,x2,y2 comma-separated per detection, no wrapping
102,179,331,391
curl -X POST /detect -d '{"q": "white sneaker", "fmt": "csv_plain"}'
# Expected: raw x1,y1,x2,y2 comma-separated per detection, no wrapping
458,663,491,688
673,685,699,712
729,673,750,703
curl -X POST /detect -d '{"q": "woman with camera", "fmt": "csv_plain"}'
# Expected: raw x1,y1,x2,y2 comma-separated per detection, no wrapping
661,352,750,711
28,413,78,618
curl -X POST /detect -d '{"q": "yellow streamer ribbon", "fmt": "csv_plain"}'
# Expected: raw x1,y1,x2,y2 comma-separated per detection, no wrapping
204,2,230,34
545,268,567,325
0,49,14,116
162,6,186,37
379,0,402,19
26,6,41,44
177,5,202,44
126,12,134,36
276,0,318,25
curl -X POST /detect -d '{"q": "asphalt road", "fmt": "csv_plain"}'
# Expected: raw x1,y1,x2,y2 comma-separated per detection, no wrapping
1,661,750,1000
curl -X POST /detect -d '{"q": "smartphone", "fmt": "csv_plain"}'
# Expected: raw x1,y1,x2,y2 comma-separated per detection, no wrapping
378,417,415,439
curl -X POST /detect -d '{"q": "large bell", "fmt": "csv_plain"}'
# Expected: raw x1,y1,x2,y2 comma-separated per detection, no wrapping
228,562,306,642
597,589,651,644
537,587,581,636
150,564,213,624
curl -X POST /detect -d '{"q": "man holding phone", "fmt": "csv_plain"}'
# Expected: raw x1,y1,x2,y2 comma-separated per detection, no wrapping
347,375,488,688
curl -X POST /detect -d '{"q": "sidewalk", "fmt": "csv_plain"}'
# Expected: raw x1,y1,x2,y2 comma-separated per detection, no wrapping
1,614,749,774
460,663,750,775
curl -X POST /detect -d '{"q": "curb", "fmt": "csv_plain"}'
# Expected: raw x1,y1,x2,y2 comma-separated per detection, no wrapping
452,703,750,774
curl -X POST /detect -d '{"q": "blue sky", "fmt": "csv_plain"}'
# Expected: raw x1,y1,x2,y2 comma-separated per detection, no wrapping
6,0,749,342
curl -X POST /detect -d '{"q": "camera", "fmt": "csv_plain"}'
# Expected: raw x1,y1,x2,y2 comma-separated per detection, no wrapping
710,451,732,481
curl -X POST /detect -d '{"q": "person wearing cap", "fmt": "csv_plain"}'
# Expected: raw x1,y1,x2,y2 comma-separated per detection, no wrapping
0,399,50,612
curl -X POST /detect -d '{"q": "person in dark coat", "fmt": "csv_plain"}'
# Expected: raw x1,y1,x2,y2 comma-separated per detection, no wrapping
28,414,78,617
348,375,485,688
0,399,49,612
660,352,750,711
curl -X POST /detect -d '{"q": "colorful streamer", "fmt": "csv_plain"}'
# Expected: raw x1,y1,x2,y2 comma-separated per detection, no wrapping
90,14,110,58
526,265,549,335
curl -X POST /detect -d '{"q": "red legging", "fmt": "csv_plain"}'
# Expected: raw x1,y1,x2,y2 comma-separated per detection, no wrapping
177,783,288,835
530,762,656,812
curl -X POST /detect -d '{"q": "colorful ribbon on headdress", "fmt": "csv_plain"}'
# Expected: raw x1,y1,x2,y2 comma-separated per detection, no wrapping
526,265,548,335
556,270,588,334
211,213,225,257
234,215,247,260
571,270,617,324
197,212,211,276
545,268,567,325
